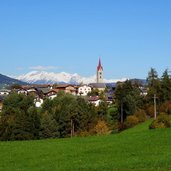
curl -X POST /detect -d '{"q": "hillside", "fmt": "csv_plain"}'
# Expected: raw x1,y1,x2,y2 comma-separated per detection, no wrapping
0,73,27,86
0,121,171,171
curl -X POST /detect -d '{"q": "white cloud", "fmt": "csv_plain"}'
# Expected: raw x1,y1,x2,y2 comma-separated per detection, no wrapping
29,65,58,71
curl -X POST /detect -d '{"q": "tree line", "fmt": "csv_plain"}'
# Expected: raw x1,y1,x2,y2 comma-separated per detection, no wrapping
0,68,171,141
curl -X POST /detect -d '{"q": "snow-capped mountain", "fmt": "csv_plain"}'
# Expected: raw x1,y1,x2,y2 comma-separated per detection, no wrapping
16,71,127,84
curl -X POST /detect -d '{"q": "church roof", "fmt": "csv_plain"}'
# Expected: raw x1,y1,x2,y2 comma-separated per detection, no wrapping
97,58,103,71
89,83,106,89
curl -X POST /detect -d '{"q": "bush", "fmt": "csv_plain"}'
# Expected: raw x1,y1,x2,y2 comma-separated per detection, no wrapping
77,131,89,137
146,105,155,118
107,107,119,127
134,109,147,123
149,113,171,129
159,101,171,114
124,115,139,128
118,123,127,131
94,120,109,135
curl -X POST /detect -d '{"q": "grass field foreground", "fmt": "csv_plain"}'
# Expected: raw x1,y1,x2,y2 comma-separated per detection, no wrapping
0,120,171,171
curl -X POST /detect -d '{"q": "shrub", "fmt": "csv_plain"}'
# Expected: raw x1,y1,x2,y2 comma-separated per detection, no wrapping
146,105,155,118
159,101,171,114
118,123,127,131
134,109,147,123
77,131,89,137
149,113,171,129
94,120,109,135
124,115,139,128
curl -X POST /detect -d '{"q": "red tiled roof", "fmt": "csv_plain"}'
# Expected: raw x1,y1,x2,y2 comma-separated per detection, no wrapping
88,96,100,101
56,84,70,88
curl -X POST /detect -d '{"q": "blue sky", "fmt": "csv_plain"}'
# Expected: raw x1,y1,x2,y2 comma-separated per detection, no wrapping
0,0,171,79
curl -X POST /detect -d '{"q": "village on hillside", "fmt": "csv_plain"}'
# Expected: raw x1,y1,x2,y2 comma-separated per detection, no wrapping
0,59,147,112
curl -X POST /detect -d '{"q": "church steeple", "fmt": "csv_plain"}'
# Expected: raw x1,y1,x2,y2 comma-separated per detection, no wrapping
97,58,104,83
97,58,103,71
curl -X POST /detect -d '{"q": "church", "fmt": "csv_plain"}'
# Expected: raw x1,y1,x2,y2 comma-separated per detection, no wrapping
89,58,106,91
97,58,104,83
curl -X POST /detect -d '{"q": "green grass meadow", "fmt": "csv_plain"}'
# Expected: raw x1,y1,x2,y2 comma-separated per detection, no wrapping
0,120,171,171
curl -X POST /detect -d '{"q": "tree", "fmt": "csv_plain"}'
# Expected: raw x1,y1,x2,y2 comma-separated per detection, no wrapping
97,100,108,120
160,69,171,102
75,97,89,131
53,94,78,138
146,68,161,102
27,106,40,139
75,97,97,133
115,80,142,122
41,98,53,114
147,68,159,87
107,106,119,128
0,93,40,140
39,111,59,139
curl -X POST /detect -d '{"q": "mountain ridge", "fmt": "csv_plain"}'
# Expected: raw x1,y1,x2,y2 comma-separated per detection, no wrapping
0,73,27,86
15,71,128,84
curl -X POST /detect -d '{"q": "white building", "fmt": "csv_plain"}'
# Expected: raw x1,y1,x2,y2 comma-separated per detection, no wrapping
48,94,57,100
17,88,28,95
78,85,92,96
88,96,102,106
0,89,11,95
35,98,44,108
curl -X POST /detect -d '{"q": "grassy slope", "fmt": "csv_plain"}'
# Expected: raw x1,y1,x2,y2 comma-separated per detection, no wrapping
0,120,171,171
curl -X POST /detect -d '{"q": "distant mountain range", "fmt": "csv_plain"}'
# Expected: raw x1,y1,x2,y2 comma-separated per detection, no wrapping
0,71,146,87
0,73,27,87
15,71,128,84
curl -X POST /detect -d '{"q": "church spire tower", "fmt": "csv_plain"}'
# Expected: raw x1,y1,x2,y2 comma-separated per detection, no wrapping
97,58,104,83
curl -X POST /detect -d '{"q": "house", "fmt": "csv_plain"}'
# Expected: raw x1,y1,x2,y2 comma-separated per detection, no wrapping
18,86,38,96
105,93,114,104
17,88,28,95
78,85,92,96
55,84,76,95
34,97,44,108
0,89,11,96
140,86,148,96
27,87,38,96
88,96,101,106
45,89,58,100
35,87,51,98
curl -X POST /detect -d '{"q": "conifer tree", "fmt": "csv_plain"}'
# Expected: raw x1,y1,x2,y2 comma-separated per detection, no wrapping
160,69,171,102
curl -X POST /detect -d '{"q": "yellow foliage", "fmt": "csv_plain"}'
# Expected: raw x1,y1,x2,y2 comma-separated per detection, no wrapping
95,120,109,135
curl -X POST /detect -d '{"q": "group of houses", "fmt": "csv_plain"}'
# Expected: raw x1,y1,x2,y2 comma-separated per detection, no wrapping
0,59,148,112
0,59,114,111
0,83,112,110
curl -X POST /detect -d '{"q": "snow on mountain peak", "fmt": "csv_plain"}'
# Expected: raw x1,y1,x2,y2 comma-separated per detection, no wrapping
16,71,127,84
